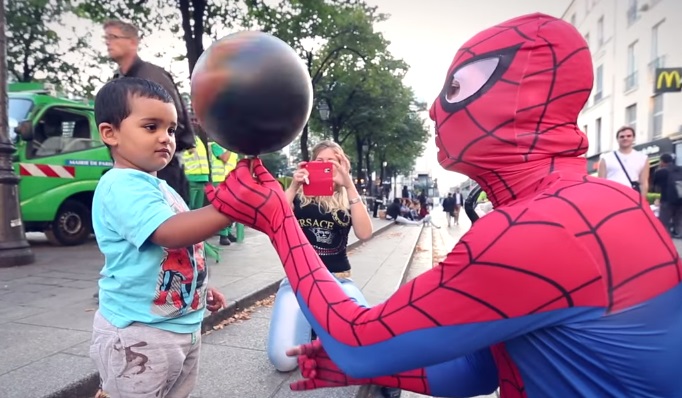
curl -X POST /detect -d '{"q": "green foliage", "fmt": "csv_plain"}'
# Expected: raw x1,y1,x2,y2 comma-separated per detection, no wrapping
7,0,100,96
9,0,428,182
259,151,290,177
245,0,392,161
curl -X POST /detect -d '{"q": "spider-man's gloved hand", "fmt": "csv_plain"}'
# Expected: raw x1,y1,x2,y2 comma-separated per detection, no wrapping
205,158,291,237
287,340,370,391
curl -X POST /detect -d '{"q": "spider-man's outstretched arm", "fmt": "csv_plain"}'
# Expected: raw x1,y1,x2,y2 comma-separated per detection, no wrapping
207,160,605,384
291,342,499,396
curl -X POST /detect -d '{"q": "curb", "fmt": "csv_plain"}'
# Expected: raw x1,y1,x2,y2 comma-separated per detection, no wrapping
46,221,397,398
355,224,427,398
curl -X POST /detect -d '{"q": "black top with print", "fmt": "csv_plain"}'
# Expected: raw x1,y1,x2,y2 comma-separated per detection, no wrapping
293,196,352,273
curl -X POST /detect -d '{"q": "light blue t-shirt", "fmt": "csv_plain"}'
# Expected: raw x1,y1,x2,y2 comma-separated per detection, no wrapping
92,168,207,334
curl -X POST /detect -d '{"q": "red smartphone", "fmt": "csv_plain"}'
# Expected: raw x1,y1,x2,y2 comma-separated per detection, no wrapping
303,162,334,196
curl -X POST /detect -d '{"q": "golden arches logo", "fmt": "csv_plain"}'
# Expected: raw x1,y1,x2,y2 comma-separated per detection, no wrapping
655,68,682,93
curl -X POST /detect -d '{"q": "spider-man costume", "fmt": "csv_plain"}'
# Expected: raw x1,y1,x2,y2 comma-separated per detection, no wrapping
206,13,682,397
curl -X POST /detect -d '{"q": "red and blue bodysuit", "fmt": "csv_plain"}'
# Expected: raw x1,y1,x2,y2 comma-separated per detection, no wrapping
207,13,682,397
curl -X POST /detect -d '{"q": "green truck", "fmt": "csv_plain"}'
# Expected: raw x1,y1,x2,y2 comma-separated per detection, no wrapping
9,82,112,246
8,82,285,246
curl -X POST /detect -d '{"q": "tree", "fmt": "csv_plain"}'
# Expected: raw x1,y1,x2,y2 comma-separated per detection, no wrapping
7,0,100,96
328,57,427,188
245,0,389,161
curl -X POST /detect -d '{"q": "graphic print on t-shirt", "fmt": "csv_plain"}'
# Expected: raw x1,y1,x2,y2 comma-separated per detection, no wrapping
151,183,207,317
298,216,348,256
294,197,352,272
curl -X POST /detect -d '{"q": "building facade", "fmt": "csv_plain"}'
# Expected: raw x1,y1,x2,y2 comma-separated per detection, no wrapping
563,0,682,164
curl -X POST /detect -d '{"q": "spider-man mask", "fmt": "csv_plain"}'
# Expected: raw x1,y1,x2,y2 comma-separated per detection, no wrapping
429,13,593,206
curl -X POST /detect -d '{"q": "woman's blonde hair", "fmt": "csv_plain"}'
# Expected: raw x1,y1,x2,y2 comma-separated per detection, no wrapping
298,140,350,216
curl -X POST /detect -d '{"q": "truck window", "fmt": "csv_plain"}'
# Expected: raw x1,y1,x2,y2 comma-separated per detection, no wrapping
28,107,100,159
8,98,32,142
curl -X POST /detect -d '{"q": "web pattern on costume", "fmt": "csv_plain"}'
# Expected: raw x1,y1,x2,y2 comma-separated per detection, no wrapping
207,13,682,398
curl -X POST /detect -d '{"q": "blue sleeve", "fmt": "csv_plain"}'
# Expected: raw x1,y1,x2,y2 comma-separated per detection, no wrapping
102,170,176,249
308,304,598,379
425,348,498,397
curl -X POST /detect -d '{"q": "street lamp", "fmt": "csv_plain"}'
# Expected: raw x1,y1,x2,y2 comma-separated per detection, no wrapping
318,99,330,121
0,0,34,267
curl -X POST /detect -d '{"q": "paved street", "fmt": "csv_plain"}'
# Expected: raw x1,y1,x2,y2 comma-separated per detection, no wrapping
0,218,393,398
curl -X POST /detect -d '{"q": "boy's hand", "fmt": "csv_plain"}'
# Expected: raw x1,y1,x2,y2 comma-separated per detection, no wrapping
205,158,291,237
206,287,226,312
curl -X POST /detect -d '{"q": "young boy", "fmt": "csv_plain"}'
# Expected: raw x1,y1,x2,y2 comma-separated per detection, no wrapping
90,77,231,398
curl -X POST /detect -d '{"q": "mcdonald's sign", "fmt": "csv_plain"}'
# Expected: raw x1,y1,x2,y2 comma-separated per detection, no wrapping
654,68,682,94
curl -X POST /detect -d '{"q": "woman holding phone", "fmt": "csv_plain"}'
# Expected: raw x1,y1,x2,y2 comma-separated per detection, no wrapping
266,140,373,370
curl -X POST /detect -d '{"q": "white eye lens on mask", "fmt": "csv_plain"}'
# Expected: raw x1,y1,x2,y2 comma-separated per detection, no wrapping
445,57,500,104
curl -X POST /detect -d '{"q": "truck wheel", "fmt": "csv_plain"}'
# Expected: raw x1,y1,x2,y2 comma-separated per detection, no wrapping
45,199,92,246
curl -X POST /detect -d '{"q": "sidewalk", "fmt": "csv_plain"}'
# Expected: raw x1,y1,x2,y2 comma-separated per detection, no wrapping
0,218,394,398
190,222,426,398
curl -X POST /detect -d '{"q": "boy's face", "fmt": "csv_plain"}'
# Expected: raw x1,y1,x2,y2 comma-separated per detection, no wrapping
99,96,178,174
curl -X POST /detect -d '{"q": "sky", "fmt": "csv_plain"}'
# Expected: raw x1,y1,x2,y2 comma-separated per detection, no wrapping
364,0,572,191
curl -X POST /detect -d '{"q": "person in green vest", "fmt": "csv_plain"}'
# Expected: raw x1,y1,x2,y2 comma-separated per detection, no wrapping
210,141,239,245
182,135,211,210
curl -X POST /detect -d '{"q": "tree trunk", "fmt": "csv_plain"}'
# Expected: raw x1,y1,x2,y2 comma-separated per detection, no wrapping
299,51,314,161
364,150,372,195
179,0,206,75
300,123,310,161
379,158,385,194
355,137,363,180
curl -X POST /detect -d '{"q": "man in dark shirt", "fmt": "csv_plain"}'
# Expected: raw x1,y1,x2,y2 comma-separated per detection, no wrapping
442,193,455,227
653,153,682,238
103,19,195,203
386,198,402,220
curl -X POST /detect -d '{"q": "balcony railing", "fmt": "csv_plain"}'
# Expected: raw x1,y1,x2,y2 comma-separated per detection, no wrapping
624,71,638,92
648,55,666,76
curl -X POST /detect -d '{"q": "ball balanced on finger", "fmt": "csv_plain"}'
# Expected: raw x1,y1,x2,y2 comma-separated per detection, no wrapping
190,31,313,156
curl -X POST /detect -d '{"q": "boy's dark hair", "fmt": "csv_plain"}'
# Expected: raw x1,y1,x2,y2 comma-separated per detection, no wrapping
95,77,173,129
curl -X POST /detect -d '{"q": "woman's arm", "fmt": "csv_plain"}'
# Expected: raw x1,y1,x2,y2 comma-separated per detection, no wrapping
346,183,373,240
286,164,308,208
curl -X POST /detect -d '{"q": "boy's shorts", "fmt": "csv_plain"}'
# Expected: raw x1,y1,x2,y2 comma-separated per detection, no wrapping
89,311,201,398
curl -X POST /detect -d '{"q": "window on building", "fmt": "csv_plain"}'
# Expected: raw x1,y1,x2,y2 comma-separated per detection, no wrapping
625,104,637,134
651,95,663,139
571,13,577,26
595,65,603,102
595,118,602,154
649,21,665,75
597,16,604,47
625,41,638,91
627,0,638,26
